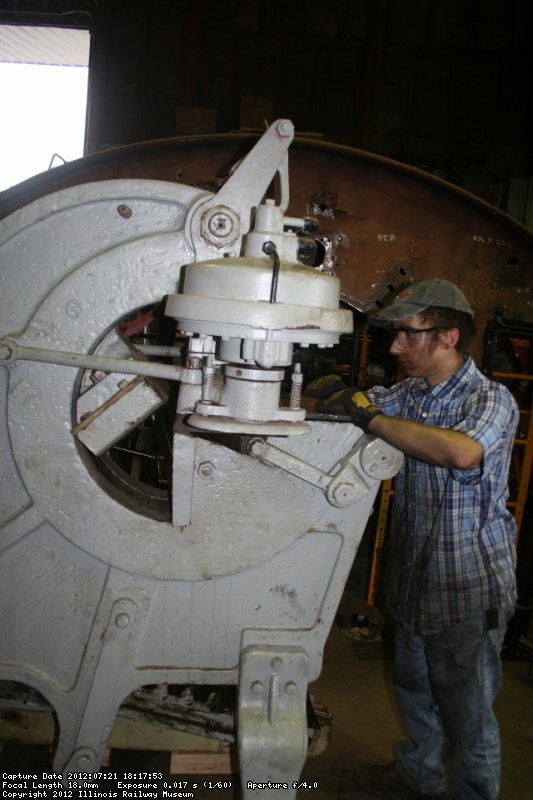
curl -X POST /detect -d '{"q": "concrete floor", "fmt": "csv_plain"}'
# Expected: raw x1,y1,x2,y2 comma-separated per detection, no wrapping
1,622,531,799
299,624,533,799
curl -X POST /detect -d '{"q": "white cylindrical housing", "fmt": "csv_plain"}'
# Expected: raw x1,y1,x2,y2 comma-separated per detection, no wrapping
218,365,284,421
244,201,299,262
165,257,353,349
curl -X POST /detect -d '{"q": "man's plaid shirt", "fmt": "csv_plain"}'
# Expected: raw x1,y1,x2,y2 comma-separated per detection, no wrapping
368,357,519,635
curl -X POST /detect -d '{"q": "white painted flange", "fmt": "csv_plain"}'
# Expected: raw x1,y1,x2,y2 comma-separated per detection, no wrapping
186,413,310,436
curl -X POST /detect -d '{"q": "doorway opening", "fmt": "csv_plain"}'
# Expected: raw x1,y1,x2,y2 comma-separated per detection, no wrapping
0,25,90,191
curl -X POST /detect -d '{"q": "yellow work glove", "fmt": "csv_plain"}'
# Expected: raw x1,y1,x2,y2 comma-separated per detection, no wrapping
317,387,382,431
343,390,382,431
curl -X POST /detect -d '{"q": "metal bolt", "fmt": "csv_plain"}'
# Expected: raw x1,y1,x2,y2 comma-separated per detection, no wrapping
89,370,106,384
198,461,214,479
77,754,91,768
0,340,14,364
276,120,293,138
208,211,233,238
331,482,357,507
251,680,264,696
248,438,267,458
115,612,131,628
285,681,298,696
117,204,133,219
201,206,239,247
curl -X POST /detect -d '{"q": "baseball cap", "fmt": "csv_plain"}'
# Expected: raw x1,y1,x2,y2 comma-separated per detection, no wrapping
368,279,474,326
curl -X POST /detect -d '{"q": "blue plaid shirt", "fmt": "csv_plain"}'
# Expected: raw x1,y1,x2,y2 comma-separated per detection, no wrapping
368,357,518,635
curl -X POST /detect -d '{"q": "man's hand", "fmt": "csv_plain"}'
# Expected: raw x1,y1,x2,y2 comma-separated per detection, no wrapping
312,381,382,432
342,390,382,432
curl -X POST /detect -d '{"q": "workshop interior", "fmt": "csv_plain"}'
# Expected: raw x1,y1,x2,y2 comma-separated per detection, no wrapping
0,2,532,799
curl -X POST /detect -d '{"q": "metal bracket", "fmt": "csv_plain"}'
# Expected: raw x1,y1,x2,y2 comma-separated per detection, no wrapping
57,597,142,774
238,645,309,799
185,120,294,261
72,376,168,456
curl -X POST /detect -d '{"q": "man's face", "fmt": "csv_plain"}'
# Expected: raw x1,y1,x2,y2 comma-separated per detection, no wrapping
389,313,446,382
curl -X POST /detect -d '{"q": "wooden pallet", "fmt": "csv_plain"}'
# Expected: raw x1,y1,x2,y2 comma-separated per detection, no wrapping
0,707,234,773
101,746,234,774
1,700,330,773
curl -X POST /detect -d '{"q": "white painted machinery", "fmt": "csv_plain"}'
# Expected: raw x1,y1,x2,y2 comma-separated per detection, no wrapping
0,121,402,796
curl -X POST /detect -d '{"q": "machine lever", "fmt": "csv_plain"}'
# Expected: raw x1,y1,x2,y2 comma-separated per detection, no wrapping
0,338,184,382
185,119,294,260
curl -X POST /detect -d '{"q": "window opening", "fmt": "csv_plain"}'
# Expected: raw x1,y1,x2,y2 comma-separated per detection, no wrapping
0,25,89,191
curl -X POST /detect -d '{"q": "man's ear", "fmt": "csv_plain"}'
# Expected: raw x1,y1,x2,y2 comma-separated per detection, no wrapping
440,326,460,349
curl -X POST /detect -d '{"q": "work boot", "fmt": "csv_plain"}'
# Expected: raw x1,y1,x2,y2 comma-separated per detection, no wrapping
352,762,447,799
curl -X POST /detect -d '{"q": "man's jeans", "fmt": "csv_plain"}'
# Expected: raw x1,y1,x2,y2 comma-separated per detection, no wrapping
392,610,513,799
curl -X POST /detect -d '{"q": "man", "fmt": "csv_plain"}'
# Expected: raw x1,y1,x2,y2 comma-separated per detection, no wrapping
344,279,518,800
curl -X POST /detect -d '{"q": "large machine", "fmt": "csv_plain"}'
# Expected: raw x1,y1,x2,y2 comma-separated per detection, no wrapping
0,121,403,795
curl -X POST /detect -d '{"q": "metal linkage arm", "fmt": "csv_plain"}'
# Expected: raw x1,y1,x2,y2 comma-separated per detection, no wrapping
248,434,403,508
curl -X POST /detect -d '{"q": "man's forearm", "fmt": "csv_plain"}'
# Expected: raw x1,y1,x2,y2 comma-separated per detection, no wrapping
368,413,483,470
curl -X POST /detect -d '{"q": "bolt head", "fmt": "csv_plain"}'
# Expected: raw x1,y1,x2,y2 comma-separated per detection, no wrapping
331,482,357,507
208,213,232,236
200,205,240,247
276,120,293,138
115,612,131,628
198,461,215,479
117,204,133,219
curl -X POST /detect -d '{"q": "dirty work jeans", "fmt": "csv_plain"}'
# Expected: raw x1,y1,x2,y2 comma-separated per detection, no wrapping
392,610,513,800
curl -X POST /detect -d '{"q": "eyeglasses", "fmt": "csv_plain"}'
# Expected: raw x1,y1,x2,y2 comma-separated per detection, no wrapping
391,326,448,341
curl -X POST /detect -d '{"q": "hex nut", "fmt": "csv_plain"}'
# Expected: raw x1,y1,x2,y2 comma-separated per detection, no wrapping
200,205,240,247
198,461,215,479
330,482,357,507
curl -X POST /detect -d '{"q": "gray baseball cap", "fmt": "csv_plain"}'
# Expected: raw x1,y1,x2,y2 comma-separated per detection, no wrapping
368,279,474,326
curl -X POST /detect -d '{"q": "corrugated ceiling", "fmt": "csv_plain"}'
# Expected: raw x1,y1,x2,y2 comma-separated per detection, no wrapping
0,25,89,67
